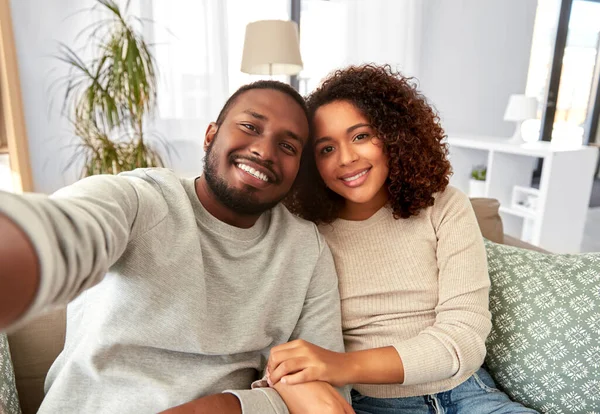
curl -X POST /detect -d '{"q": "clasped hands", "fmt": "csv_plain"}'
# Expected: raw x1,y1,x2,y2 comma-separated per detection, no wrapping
266,339,351,387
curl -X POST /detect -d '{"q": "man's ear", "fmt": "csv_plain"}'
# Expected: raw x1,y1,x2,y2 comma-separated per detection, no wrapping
204,122,219,151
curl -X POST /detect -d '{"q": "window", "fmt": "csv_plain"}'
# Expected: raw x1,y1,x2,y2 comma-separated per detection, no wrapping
525,0,600,144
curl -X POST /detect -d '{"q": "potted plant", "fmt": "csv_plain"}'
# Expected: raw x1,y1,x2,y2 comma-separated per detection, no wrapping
469,165,487,197
56,0,166,177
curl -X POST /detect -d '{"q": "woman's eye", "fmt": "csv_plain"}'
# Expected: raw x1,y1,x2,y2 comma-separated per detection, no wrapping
320,146,334,155
241,123,257,132
353,133,369,142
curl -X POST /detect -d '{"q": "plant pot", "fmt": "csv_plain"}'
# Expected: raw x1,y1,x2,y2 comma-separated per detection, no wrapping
469,179,486,198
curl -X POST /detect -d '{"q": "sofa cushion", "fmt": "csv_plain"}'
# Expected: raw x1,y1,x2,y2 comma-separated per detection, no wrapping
470,198,504,244
1,333,22,414
484,239,600,413
7,309,66,414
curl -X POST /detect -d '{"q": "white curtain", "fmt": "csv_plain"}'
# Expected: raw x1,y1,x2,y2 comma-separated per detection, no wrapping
137,0,230,177
300,0,424,94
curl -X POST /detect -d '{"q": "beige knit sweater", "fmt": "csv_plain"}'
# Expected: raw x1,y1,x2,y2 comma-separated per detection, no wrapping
319,186,492,398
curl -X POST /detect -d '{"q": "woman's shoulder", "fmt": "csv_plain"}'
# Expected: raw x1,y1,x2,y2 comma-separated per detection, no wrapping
430,185,478,230
433,185,471,210
429,184,472,217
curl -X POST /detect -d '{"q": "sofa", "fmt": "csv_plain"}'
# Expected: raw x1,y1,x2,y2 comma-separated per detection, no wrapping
5,198,547,413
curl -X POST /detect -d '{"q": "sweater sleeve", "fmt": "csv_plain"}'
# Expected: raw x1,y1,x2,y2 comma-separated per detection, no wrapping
0,173,167,331
392,187,492,386
225,231,350,413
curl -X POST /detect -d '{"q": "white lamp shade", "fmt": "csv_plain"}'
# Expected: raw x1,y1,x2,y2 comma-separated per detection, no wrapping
241,20,303,76
504,94,538,121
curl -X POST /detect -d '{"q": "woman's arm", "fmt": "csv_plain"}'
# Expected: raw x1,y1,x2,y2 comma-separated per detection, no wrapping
268,341,404,387
269,187,491,387
391,187,491,386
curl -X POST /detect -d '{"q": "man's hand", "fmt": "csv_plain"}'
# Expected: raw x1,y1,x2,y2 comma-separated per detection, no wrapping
268,339,351,387
0,212,40,329
273,381,354,414
159,393,241,414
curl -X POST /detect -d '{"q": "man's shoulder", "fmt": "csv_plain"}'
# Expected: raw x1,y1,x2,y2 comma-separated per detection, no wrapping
118,168,193,203
119,168,183,191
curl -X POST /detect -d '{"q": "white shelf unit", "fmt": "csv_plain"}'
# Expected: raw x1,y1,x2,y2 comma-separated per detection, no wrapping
447,135,599,253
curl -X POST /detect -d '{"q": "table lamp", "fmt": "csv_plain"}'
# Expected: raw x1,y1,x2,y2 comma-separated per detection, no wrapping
504,94,538,144
241,20,303,76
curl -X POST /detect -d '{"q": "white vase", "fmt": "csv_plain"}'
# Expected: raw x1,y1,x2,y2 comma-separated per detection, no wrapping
469,179,486,198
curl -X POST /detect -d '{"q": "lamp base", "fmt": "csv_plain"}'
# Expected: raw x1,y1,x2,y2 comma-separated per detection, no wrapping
508,122,525,144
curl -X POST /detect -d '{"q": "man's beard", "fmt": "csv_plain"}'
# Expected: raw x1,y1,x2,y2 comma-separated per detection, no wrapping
203,140,283,216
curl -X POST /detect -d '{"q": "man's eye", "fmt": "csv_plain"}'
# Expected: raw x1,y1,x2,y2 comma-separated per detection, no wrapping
241,123,257,132
280,142,297,155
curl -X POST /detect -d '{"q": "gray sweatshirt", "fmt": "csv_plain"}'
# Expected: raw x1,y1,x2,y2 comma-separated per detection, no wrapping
0,168,346,413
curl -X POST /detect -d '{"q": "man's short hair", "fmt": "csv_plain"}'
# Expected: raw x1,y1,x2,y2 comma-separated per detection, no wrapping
215,81,308,126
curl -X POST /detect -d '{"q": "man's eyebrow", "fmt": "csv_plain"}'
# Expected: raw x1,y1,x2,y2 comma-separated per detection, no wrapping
284,130,304,144
243,109,268,121
241,109,305,144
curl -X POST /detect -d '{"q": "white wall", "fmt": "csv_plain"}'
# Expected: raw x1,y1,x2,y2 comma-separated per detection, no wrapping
10,0,99,193
416,0,538,137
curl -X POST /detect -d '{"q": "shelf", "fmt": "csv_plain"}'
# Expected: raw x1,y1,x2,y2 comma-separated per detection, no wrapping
499,205,537,220
0,145,8,154
447,135,597,158
448,134,599,252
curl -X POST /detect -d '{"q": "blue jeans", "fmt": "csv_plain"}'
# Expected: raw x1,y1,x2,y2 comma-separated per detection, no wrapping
351,368,539,414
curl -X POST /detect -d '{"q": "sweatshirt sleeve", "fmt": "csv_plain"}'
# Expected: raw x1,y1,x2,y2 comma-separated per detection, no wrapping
392,187,492,386
0,173,167,331
224,388,290,414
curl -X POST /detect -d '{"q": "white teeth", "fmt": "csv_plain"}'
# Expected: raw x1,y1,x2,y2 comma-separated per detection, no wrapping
237,163,269,182
342,169,368,182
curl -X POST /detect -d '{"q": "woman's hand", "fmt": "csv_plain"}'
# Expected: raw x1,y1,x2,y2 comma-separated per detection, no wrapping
267,339,352,387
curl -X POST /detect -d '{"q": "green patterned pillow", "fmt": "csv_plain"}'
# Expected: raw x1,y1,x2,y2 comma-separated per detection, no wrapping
1,333,22,414
484,240,600,414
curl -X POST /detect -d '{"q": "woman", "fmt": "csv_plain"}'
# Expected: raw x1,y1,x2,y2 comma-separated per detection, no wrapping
271,65,537,413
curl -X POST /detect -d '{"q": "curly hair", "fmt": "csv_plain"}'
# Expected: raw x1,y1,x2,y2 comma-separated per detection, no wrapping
284,64,452,224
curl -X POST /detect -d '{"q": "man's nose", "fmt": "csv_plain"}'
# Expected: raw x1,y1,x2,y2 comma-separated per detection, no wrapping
249,136,276,162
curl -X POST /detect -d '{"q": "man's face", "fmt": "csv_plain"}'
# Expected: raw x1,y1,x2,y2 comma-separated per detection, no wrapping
203,89,309,215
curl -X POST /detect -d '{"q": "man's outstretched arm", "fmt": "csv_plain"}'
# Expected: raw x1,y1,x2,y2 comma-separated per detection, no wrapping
0,174,164,331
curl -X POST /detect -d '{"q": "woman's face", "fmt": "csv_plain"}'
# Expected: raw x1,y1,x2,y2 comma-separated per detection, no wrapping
312,100,390,213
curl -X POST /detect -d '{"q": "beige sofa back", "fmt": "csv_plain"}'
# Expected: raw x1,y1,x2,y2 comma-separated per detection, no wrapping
6,197,508,414
7,309,65,414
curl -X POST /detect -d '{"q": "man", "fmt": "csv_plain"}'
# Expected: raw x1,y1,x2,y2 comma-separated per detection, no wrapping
0,81,351,413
